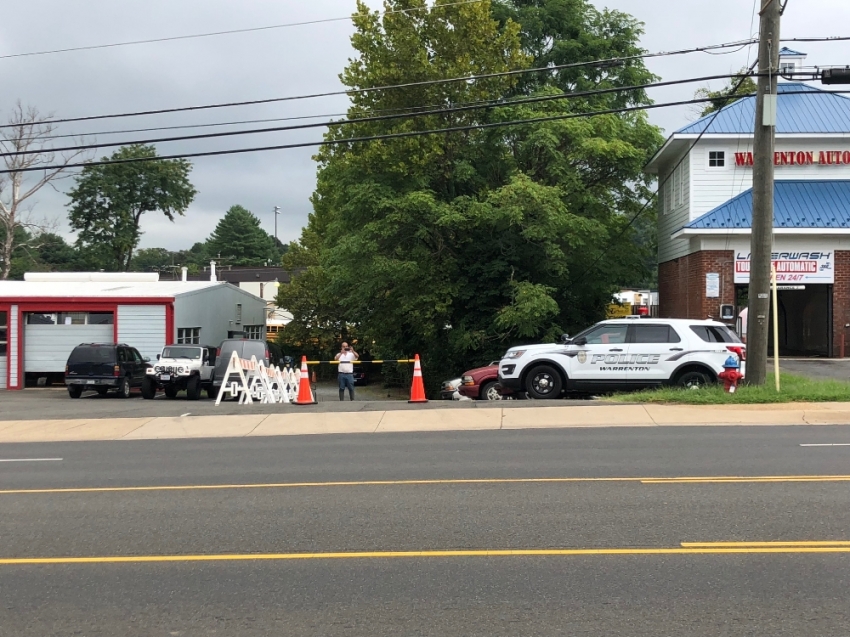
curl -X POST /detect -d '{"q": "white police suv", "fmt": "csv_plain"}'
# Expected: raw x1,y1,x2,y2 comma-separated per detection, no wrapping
498,318,746,399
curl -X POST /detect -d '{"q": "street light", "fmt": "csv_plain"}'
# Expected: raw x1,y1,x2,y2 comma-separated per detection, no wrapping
273,206,281,247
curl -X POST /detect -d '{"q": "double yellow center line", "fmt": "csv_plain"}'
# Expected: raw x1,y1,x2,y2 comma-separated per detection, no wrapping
3,542,850,565
2,474,850,495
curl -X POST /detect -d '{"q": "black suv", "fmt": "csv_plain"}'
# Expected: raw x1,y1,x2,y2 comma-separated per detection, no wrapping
65,343,150,399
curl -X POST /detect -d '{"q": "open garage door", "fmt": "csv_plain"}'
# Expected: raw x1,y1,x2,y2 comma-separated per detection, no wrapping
24,312,114,373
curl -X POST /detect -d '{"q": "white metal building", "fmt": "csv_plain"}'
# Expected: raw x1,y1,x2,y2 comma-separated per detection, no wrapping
0,273,266,390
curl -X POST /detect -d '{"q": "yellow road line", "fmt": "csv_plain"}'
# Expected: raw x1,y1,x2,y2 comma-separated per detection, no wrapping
5,475,850,495
4,546,850,565
642,475,850,484
682,541,850,547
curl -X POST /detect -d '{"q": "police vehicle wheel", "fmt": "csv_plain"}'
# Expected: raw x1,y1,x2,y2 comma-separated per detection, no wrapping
141,377,157,400
677,370,711,389
479,381,502,401
525,365,563,399
187,376,201,401
164,386,178,399
118,376,131,399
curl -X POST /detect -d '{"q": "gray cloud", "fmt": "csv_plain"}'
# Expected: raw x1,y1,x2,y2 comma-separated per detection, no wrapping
1,0,847,251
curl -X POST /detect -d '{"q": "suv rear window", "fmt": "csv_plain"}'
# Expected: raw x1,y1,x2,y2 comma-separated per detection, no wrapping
689,325,742,343
68,346,114,364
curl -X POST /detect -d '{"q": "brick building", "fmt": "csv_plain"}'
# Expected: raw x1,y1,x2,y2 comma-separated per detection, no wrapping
645,50,850,357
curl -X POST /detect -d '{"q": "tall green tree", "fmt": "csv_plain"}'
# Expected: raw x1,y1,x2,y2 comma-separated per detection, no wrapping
205,205,277,266
278,0,662,390
67,145,196,271
695,69,758,116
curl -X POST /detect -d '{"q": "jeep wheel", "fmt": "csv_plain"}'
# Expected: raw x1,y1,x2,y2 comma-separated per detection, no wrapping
204,384,217,399
677,370,711,389
117,376,131,399
525,365,563,399
68,386,83,399
186,376,201,401
479,381,502,401
164,386,178,399
141,377,157,400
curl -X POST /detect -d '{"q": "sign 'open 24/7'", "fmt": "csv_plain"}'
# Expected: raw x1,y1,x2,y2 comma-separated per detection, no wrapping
734,151,850,166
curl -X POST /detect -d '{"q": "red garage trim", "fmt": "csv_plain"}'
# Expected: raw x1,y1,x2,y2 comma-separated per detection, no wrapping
16,305,23,391
0,296,175,305
166,303,175,345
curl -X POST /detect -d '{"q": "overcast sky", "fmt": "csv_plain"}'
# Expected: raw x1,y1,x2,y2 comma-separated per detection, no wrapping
1,0,847,252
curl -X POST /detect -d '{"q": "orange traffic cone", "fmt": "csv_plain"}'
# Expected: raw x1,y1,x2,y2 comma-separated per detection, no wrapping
294,356,316,405
408,354,428,403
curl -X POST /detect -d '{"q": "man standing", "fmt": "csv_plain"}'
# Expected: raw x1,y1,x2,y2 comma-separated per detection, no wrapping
335,341,359,401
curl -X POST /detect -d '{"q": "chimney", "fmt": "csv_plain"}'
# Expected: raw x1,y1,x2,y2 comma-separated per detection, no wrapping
181,267,188,282
210,261,217,282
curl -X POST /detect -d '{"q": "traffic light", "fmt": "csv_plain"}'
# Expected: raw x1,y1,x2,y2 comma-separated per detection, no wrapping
821,68,850,85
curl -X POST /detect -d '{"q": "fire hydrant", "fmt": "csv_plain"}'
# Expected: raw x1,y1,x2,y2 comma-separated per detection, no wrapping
718,356,744,393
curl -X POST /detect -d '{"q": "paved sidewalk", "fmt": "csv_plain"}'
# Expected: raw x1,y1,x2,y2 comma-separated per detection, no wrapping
2,403,850,443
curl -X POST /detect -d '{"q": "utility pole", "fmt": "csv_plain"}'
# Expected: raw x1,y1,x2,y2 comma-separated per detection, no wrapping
273,206,281,247
746,0,781,386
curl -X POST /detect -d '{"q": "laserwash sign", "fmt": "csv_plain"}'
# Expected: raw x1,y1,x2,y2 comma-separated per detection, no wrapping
734,251,834,284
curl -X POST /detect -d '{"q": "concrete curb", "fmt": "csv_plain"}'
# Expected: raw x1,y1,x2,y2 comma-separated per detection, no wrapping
1,403,850,444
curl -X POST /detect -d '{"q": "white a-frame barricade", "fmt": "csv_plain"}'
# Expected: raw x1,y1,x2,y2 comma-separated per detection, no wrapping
215,351,301,406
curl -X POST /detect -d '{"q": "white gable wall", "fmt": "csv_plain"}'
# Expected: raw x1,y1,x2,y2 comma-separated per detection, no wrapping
658,136,850,264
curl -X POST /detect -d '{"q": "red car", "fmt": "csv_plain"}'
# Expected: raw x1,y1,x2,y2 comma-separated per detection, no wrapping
458,361,511,400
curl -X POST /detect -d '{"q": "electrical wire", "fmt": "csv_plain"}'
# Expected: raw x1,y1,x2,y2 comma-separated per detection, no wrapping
0,0,488,60
0,38,767,130
0,73,754,158
0,88,778,175
571,60,762,283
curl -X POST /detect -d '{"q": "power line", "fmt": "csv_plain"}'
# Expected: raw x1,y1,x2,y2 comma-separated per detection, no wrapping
0,90,776,175
0,38,769,131
0,73,754,158
0,0,488,60
572,60,763,283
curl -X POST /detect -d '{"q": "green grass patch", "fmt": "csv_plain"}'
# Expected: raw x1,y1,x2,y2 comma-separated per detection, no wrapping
611,372,850,404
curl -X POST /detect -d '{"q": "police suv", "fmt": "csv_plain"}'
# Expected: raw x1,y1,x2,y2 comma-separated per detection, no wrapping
498,318,746,399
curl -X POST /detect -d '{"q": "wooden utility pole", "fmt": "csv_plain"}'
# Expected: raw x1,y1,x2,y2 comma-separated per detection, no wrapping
746,0,781,385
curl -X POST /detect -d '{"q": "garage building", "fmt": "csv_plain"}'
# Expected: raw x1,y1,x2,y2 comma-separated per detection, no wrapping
645,49,850,357
0,272,266,390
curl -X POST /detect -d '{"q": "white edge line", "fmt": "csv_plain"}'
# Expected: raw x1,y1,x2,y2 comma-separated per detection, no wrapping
800,443,850,447
0,458,63,462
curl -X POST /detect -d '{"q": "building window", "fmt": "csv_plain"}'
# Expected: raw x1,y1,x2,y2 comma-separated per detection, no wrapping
780,62,794,74
177,327,201,344
673,165,682,207
244,325,264,340
708,151,726,167
235,304,243,323
25,312,113,325
0,310,7,356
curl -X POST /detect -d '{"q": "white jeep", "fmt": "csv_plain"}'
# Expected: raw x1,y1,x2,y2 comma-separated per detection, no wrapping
142,345,216,400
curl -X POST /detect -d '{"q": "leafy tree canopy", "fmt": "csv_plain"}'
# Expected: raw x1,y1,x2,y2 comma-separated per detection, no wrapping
276,0,663,390
205,205,278,266
695,70,758,117
67,145,196,271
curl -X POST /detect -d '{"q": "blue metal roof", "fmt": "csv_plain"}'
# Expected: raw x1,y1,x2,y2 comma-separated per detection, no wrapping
779,47,806,56
685,180,850,230
677,83,850,135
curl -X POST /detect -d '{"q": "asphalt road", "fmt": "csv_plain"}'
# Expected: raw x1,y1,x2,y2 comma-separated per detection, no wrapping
1,426,850,636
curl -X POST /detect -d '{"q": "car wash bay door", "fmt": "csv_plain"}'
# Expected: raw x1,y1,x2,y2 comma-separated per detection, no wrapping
24,312,114,373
